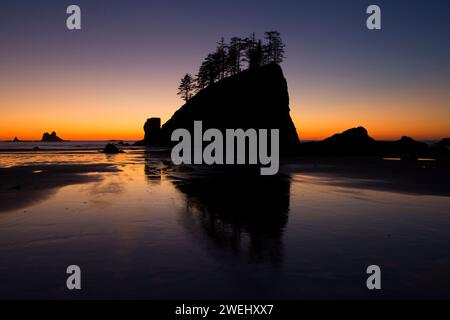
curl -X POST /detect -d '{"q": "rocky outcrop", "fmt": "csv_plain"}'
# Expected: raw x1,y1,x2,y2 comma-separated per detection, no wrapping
323,127,376,155
136,118,161,146
12,137,20,142
102,143,123,154
138,63,300,155
377,136,429,157
435,138,450,148
430,138,450,156
300,127,431,157
300,127,376,156
41,131,63,142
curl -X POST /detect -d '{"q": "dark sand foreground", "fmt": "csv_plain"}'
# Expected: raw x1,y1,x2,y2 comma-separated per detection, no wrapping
0,164,120,213
1,154,450,299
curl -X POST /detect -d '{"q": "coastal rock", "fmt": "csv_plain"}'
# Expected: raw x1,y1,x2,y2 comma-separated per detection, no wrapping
323,126,376,154
430,137,450,156
102,143,123,154
12,137,20,142
301,127,376,156
300,128,431,157
41,131,63,142
396,136,428,154
436,138,450,148
138,63,300,155
143,118,162,146
377,136,429,158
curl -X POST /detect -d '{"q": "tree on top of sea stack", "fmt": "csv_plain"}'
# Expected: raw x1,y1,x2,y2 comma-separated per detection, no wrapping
177,74,195,102
177,31,286,102
264,31,285,64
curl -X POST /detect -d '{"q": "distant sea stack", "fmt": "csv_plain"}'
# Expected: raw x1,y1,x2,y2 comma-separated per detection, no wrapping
431,138,450,155
435,138,450,148
137,63,300,155
377,136,429,156
41,131,64,142
12,137,20,142
102,143,124,154
300,127,431,157
321,127,376,155
300,127,377,156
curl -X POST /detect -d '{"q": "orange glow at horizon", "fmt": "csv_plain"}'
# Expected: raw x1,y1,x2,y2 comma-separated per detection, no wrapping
1,68,449,142
4,104,449,140
290,84,450,141
2,103,450,142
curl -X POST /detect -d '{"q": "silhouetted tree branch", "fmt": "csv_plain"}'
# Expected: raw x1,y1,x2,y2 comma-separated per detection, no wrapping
264,31,285,64
178,74,194,102
182,31,286,98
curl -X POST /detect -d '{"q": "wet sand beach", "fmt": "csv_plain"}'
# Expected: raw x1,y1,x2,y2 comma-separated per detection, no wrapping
0,164,120,213
0,149,450,299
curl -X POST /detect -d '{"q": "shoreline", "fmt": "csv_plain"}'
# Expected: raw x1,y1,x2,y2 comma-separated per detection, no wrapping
0,163,120,213
1,155,449,215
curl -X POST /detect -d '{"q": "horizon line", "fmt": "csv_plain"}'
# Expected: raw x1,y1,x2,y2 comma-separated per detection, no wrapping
0,135,446,143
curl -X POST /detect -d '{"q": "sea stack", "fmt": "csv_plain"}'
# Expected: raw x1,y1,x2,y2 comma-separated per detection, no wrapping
138,63,300,155
41,131,63,142
143,118,162,146
300,127,431,157
102,143,123,154
436,138,450,148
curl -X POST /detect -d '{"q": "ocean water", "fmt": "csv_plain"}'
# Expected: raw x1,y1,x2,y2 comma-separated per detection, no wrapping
0,149,449,299
0,140,137,152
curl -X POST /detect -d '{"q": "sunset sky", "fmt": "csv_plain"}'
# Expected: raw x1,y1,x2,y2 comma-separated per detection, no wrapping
1,0,449,141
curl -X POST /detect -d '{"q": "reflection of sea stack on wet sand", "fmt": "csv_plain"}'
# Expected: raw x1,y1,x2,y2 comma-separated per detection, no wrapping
170,168,291,263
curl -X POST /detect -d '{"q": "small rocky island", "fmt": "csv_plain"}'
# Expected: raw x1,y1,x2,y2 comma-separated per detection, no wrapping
136,63,300,156
41,131,64,142
102,143,124,154
299,127,432,158
135,32,300,156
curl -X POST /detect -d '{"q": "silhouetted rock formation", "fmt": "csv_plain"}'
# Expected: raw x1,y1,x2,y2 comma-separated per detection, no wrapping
12,137,20,142
301,127,431,157
138,63,300,155
139,118,161,146
324,127,374,144
377,136,429,158
431,138,450,156
436,138,450,148
102,143,123,154
323,127,376,155
41,131,63,142
301,127,375,156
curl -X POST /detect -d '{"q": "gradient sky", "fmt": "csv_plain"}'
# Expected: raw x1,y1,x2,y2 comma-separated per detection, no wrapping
1,0,449,141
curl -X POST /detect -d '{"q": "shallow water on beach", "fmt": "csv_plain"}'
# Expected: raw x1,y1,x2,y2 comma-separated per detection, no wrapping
0,150,450,299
